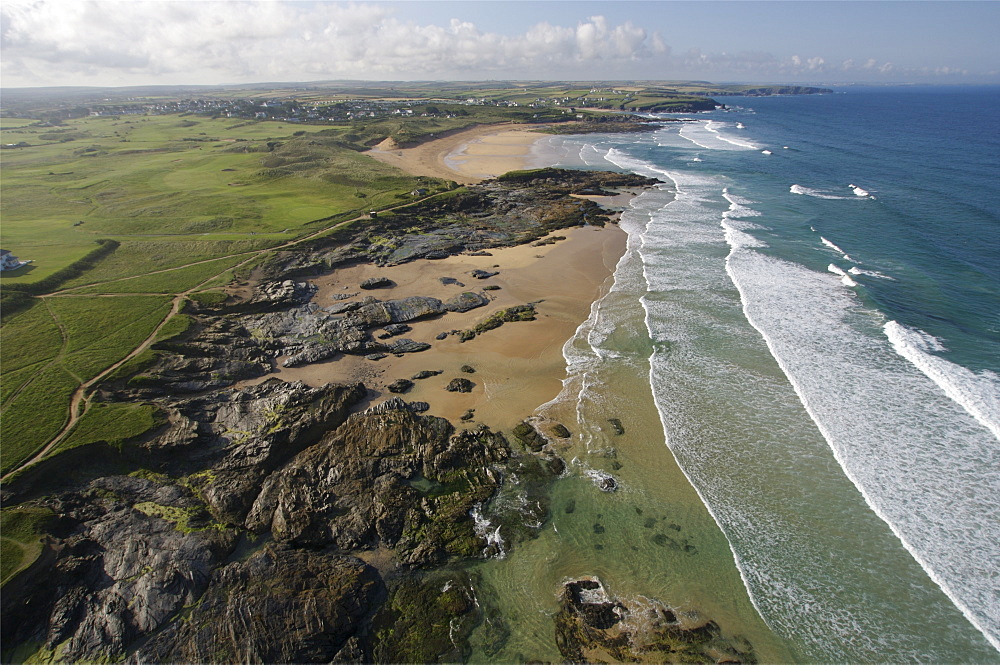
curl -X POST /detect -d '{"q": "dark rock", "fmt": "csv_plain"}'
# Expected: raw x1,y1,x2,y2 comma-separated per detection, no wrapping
443,291,489,313
550,423,571,439
470,269,499,279
460,365,476,374
366,353,387,361
445,378,475,393
246,402,509,564
379,323,412,338
388,379,414,394
482,285,501,291
146,381,367,525
384,338,432,355
412,370,443,380
586,469,619,493
435,332,449,340
1,480,238,664
511,421,546,452
554,577,756,664
608,418,625,435
460,410,475,422
130,547,383,664
439,277,465,287
408,401,430,413
360,276,394,289
351,296,444,327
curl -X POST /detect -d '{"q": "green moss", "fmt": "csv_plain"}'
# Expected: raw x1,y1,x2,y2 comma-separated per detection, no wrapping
132,501,227,534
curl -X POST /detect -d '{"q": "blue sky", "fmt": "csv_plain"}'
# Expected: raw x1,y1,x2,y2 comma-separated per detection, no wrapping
2,1,998,87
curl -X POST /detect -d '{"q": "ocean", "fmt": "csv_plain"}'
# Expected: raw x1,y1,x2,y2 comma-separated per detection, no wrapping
470,86,1000,663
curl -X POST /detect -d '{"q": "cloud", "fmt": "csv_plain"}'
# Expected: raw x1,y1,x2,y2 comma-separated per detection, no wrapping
0,1,984,87
0,1,669,86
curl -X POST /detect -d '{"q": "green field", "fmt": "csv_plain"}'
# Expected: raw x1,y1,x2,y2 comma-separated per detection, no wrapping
0,295,172,474
0,506,53,585
0,105,457,478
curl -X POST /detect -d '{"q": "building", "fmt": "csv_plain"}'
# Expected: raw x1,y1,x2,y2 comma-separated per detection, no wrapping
0,249,29,271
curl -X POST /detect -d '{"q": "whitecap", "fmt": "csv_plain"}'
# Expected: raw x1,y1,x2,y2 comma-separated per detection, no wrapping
826,263,859,286
790,184,854,200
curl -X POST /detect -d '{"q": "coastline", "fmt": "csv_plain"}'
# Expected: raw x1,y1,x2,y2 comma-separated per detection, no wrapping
250,124,630,431
241,223,627,431
366,122,550,184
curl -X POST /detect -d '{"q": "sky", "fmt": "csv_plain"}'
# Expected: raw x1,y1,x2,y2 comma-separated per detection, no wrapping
2,0,998,88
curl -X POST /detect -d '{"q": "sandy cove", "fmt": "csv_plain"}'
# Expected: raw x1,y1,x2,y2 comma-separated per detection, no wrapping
243,224,626,431
242,124,633,431
367,123,548,184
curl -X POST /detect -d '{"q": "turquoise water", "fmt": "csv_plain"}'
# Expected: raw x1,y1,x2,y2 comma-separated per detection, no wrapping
533,87,1000,661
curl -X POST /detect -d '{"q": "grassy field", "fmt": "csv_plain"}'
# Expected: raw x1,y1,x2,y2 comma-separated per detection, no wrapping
0,506,53,585
1,106,456,478
0,115,441,287
0,295,172,474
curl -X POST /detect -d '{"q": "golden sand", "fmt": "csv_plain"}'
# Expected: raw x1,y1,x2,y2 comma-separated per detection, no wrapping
366,123,548,184
241,224,627,430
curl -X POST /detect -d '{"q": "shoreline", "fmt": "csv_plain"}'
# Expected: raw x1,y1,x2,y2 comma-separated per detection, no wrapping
367,122,551,184
247,126,633,430
240,223,628,432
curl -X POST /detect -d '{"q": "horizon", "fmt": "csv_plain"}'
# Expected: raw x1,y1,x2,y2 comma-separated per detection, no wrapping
2,1,998,89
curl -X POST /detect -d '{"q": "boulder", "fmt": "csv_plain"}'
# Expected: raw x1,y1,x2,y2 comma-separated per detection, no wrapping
554,577,756,664
360,276,394,290
388,379,414,394
445,378,475,393
443,291,489,313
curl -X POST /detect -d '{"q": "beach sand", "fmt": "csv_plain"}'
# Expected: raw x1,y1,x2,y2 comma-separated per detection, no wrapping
238,124,633,430
367,123,548,184
242,224,626,431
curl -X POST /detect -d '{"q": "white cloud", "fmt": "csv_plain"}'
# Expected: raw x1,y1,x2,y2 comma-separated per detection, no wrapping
0,0,984,87
0,1,670,86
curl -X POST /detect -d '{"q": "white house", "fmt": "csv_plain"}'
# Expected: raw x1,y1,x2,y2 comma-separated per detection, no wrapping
0,249,29,271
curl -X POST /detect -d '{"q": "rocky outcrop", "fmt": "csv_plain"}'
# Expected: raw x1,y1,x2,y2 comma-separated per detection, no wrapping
144,380,366,525
223,279,317,313
554,577,757,664
246,399,510,565
1,476,238,664
129,546,383,664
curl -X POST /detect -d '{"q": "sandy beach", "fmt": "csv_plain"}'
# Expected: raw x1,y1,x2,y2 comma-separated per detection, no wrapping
367,123,548,184
242,224,626,431
239,125,637,430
